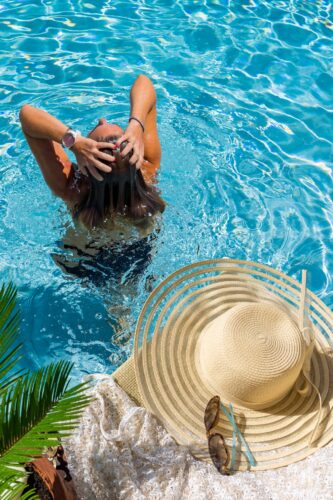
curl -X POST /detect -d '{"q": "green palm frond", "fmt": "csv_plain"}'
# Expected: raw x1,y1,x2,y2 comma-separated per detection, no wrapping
0,471,38,500
0,284,92,498
0,283,23,394
0,361,90,496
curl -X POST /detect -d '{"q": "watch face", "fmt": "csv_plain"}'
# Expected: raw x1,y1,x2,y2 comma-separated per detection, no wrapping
63,131,75,148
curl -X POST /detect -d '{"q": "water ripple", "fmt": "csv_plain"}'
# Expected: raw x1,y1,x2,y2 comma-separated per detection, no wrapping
0,0,332,381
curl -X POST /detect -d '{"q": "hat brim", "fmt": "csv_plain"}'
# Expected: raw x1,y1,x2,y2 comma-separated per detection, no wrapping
113,355,143,407
118,260,333,471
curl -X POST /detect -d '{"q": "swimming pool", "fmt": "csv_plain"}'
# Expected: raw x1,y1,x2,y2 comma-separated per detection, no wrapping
0,0,332,382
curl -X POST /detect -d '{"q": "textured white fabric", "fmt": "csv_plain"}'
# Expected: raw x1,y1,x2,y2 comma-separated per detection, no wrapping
66,377,333,500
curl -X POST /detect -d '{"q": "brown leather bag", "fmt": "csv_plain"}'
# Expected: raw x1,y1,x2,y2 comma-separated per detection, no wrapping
25,456,78,499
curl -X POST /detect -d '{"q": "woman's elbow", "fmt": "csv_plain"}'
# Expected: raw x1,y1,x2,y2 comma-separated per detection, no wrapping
19,104,32,126
136,74,153,86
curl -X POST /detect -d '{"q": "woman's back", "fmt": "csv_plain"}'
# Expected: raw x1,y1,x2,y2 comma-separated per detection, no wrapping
73,136,165,230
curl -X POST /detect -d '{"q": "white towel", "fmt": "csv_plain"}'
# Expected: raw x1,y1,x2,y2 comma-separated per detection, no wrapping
66,377,333,500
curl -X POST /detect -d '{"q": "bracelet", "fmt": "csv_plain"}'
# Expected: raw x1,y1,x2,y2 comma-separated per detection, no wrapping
128,116,145,133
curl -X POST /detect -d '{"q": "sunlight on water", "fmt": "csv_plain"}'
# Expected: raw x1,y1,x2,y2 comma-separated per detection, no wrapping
0,0,332,381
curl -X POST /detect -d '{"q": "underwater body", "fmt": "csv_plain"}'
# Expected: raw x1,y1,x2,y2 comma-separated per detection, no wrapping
0,0,332,381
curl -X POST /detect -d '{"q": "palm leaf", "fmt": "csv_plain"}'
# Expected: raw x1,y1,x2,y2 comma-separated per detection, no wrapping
0,470,38,500
0,283,23,394
0,474,38,500
0,283,91,497
0,360,91,497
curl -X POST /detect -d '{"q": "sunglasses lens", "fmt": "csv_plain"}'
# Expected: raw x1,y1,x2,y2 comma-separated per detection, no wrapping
208,433,230,475
204,395,220,433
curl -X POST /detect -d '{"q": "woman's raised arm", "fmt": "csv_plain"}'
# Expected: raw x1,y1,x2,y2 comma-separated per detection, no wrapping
20,105,116,186
116,75,161,175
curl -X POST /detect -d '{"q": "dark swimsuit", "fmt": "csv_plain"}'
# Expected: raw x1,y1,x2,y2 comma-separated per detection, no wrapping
54,165,159,290
52,231,157,290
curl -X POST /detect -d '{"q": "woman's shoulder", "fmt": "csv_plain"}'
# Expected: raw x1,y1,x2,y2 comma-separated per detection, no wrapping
61,213,160,255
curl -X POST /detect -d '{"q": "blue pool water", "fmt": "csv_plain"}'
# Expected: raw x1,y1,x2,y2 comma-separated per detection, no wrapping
0,0,332,382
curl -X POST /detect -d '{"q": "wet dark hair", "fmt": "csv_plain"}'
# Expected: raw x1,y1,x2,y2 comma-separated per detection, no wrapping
74,135,165,228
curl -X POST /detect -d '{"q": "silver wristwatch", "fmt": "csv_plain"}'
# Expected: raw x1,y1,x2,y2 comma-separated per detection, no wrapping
61,128,81,149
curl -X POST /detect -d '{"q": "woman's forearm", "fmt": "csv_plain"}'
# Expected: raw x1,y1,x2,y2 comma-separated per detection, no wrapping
129,75,157,126
19,105,68,143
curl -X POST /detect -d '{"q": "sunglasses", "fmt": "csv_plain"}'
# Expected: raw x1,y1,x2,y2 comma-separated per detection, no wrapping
204,395,230,475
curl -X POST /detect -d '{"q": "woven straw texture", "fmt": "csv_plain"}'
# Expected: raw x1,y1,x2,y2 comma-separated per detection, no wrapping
197,302,306,409
113,355,142,406
134,259,333,471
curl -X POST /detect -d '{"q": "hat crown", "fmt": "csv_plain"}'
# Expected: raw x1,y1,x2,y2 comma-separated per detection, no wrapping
135,259,333,470
196,302,306,409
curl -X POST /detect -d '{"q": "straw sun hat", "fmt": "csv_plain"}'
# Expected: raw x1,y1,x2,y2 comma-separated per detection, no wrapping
113,259,333,471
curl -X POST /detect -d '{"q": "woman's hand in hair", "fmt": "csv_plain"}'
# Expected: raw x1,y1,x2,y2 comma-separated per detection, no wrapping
71,137,116,181
116,120,144,170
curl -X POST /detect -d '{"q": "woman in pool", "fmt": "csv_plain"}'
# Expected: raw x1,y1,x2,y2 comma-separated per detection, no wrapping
19,74,165,229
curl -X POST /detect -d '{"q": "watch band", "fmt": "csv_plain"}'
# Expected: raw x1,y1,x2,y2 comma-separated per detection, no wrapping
61,129,81,149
